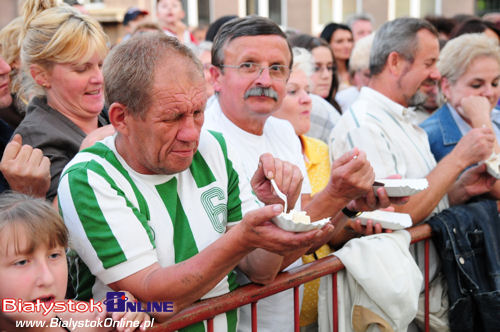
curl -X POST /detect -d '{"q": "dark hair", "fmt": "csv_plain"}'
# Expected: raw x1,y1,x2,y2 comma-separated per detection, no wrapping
424,15,457,39
289,33,330,51
319,22,352,44
289,33,340,111
452,14,477,24
449,18,500,39
205,15,238,42
212,15,292,69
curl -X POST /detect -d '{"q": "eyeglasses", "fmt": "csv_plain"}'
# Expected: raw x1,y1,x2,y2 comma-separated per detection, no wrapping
219,62,290,81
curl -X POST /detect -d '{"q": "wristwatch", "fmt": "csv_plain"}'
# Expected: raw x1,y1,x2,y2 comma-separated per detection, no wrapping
342,207,362,219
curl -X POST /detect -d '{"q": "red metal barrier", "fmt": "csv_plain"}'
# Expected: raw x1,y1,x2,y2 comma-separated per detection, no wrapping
152,224,433,331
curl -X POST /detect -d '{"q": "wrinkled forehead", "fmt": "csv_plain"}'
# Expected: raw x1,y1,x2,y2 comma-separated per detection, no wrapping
224,34,292,65
414,29,440,59
151,65,207,112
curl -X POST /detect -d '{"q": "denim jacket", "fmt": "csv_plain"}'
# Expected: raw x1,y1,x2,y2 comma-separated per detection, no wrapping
420,103,462,163
427,199,500,332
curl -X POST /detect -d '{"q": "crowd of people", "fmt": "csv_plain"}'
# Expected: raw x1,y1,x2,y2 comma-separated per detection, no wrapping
0,0,499,331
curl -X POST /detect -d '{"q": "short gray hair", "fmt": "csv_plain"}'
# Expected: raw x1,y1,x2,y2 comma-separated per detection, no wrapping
291,47,313,78
346,13,374,28
211,15,292,69
438,33,500,84
370,17,438,76
103,32,203,119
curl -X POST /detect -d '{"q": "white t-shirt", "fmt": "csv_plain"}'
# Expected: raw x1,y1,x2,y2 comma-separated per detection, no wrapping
204,95,311,332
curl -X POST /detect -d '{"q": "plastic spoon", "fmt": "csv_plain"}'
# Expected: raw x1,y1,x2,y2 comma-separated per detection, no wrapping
270,179,287,213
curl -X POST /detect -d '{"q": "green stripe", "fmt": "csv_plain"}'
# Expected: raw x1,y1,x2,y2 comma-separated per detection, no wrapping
69,160,154,247
190,151,216,187
68,250,95,301
226,309,238,332
349,106,360,128
208,131,243,222
64,142,150,220
67,167,128,269
156,178,199,263
347,132,355,149
227,270,239,292
179,322,205,332
366,112,383,124
380,132,400,174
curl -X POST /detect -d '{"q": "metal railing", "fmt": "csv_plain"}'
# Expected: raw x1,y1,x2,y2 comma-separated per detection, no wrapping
152,224,433,332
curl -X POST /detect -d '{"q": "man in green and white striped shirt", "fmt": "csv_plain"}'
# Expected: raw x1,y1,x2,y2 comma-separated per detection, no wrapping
58,33,333,331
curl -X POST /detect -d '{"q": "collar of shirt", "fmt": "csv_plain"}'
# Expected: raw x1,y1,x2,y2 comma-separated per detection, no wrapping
447,103,471,136
359,87,413,123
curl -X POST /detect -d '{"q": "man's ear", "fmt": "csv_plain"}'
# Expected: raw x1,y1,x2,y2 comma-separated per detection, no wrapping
386,51,405,76
30,64,50,88
108,102,130,136
210,65,223,93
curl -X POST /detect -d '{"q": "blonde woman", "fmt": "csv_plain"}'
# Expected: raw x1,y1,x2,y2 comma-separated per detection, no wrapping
14,0,114,202
273,47,383,330
0,17,25,125
421,33,500,162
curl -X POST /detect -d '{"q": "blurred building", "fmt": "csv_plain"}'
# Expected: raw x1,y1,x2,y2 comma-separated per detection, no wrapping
0,0,486,45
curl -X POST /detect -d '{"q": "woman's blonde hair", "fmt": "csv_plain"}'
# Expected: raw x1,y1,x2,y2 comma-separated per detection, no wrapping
0,192,68,255
19,0,108,101
438,33,500,84
0,17,25,107
0,16,23,69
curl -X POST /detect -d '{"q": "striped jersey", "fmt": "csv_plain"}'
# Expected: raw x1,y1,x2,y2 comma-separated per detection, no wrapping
58,130,259,332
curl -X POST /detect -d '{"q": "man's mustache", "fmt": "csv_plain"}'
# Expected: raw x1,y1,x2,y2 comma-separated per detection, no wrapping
244,87,279,101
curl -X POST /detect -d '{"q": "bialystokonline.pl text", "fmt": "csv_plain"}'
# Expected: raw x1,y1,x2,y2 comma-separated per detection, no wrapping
15,317,155,329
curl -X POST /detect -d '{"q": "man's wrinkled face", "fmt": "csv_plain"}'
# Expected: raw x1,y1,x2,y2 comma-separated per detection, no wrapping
351,19,373,42
213,35,291,118
397,29,440,107
124,58,207,175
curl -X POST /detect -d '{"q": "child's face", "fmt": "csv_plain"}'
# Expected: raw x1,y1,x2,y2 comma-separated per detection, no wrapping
157,0,185,25
0,224,67,322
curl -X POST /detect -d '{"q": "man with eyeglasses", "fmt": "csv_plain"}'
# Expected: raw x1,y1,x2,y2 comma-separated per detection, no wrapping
203,16,399,332
58,32,335,331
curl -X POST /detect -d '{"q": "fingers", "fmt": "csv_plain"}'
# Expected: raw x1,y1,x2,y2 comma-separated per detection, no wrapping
332,147,360,168
363,189,378,210
350,219,385,236
244,204,283,228
329,149,374,201
259,153,276,180
0,134,22,163
374,187,391,208
242,206,335,253
260,154,303,208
